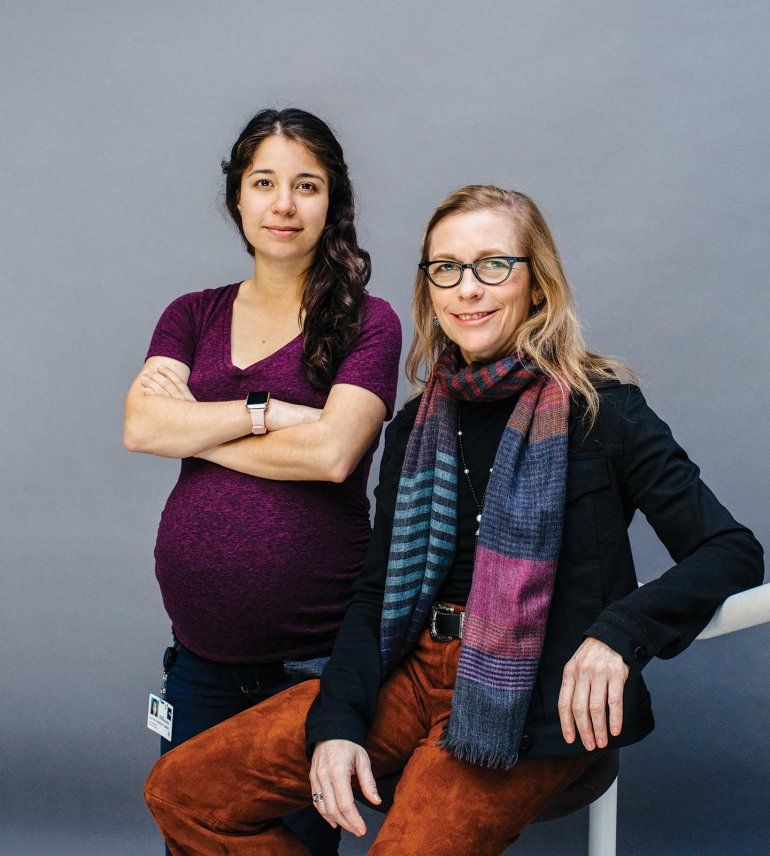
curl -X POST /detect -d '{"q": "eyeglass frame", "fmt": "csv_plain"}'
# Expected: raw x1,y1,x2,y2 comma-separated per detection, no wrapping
418,256,530,288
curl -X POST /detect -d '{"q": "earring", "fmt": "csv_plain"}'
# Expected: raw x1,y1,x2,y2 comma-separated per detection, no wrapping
433,316,440,327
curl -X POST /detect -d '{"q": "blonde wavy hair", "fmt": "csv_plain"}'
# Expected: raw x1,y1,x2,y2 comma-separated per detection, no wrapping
405,185,641,430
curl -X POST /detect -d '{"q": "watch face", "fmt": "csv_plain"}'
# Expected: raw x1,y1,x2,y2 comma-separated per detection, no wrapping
246,391,270,408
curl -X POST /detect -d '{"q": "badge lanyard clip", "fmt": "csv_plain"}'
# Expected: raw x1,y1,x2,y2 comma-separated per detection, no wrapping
160,642,181,699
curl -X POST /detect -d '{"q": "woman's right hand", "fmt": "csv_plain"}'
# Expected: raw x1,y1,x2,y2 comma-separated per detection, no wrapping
309,739,381,836
140,365,197,401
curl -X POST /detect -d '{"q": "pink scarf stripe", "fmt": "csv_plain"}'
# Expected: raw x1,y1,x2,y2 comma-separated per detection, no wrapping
465,549,557,618
462,615,548,657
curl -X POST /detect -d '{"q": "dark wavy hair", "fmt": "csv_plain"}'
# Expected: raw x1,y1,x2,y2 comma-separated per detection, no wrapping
222,108,370,391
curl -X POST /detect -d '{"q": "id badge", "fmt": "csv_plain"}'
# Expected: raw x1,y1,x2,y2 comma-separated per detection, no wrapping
147,693,173,740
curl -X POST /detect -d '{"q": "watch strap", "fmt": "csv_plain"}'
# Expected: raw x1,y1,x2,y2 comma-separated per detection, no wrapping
245,391,270,435
248,406,267,435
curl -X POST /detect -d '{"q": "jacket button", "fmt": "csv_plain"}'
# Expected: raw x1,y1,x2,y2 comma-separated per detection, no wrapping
519,734,533,753
634,645,648,663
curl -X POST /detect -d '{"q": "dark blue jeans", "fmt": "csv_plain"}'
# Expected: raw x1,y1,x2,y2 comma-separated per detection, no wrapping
159,639,339,856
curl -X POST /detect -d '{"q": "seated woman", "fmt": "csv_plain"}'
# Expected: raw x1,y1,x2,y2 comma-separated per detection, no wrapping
144,185,764,855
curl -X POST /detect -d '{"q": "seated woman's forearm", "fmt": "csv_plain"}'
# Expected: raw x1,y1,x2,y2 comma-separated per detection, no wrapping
196,417,352,482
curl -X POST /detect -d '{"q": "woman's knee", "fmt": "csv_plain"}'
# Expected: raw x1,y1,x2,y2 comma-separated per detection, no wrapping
143,683,319,825
144,749,182,815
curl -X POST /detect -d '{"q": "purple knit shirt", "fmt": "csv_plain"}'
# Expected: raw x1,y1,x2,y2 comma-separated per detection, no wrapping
146,282,401,663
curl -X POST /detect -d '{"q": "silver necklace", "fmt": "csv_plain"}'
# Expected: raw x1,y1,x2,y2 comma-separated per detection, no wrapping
457,406,494,537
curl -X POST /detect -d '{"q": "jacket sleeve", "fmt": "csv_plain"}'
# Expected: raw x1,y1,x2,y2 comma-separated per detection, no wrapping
304,412,406,757
583,384,765,671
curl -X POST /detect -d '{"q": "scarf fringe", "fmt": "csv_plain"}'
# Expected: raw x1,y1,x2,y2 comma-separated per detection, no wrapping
439,731,521,770
438,678,531,770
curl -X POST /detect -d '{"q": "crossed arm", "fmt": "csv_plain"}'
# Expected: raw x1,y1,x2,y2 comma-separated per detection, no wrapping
122,356,387,482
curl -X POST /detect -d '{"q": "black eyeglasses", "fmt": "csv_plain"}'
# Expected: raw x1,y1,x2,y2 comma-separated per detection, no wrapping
418,256,530,288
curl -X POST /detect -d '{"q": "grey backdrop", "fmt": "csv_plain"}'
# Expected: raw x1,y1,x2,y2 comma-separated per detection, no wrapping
2,2,768,854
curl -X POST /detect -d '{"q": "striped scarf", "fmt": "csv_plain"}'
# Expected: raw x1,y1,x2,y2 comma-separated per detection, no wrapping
379,343,570,769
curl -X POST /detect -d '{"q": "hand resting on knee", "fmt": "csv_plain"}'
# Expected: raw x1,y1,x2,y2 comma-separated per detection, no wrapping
309,739,382,837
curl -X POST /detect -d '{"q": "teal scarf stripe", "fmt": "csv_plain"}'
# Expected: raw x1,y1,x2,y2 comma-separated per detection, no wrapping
390,516,454,542
391,518,454,542
381,603,413,621
382,561,452,601
382,552,455,600
394,482,455,512
391,502,455,529
391,501,455,530
386,540,455,565
395,469,435,489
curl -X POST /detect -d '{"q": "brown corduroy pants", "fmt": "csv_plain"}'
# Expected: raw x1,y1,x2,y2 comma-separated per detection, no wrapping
145,625,599,855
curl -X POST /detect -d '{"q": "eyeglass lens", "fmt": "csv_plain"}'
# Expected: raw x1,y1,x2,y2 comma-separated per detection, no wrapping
427,258,514,286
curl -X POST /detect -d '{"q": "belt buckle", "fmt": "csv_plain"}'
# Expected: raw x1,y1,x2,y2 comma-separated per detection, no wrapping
430,602,459,642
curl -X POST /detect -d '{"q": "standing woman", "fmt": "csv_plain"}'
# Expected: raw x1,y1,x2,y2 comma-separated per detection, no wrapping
123,108,401,855
143,185,763,855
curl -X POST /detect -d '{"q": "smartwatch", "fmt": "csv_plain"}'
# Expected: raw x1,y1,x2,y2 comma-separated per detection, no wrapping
245,391,270,435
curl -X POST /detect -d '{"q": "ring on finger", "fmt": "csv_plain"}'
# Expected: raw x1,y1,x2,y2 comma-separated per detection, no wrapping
312,792,324,804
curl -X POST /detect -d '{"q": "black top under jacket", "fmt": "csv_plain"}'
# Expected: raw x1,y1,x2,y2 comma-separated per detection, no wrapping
305,380,765,758
436,395,516,605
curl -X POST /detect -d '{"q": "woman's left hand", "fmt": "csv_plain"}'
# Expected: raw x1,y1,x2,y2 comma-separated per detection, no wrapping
140,365,196,401
558,636,630,750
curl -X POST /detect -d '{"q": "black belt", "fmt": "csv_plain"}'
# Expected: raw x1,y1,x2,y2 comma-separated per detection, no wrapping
429,602,465,641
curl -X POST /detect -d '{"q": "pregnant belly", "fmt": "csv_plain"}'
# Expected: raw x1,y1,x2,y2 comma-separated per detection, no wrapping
152,489,370,660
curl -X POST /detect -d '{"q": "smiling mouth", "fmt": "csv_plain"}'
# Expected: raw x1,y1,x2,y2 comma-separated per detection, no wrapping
452,310,498,322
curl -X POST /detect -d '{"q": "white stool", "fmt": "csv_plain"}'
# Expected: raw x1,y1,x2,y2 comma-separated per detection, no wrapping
586,582,770,856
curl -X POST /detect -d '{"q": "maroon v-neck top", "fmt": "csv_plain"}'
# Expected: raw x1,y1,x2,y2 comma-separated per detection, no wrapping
145,282,402,663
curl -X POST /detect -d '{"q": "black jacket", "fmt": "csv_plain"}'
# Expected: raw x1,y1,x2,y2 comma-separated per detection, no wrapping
305,381,764,758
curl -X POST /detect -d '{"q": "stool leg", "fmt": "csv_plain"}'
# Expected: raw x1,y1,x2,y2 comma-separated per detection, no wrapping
588,776,617,856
